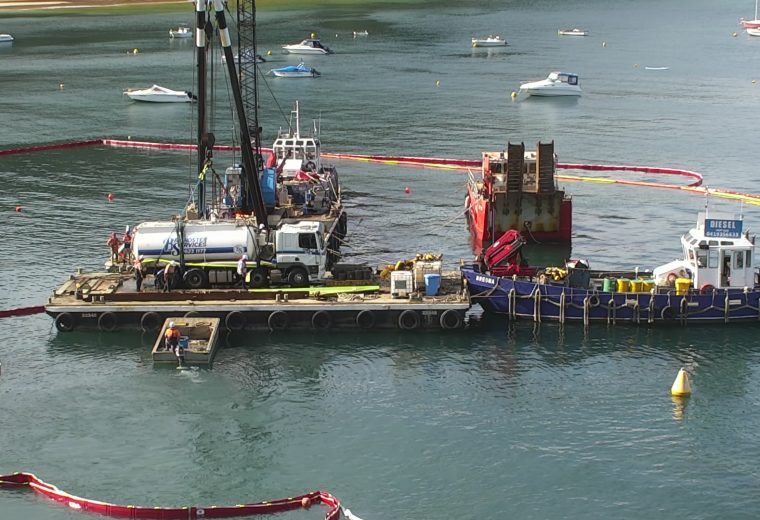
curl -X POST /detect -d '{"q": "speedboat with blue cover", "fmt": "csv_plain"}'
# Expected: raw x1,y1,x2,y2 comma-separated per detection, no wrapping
270,62,320,78
462,211,760,324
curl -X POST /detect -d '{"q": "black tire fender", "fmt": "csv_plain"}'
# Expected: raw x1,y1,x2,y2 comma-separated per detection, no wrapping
225,311,246,331
97,311,118,332
54,312,75,332
268,310,289,332
140,312,162,332
661,306,676,320
184,311,200,318
398,309,421,330
311,310,331,330
356,310,375,329
439,309,463,330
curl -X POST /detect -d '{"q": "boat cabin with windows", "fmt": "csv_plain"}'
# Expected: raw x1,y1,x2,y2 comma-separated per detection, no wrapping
654,212,756,290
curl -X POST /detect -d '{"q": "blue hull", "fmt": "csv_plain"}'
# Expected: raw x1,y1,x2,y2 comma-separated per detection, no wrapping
462,266,760,324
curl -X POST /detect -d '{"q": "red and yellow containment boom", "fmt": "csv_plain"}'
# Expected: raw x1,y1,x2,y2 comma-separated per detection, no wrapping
0,472,342,520
3,139,760,206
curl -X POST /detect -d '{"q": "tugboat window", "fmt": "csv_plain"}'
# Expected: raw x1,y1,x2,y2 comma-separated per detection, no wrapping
708,249,719,268
736,252,744,269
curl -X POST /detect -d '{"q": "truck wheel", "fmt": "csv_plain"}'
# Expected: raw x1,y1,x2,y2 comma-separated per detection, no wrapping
287,267,309,288
183,268,208,289
250,267,269,288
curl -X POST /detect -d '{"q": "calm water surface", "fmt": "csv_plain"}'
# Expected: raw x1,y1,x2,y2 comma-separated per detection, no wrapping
2,1,760,518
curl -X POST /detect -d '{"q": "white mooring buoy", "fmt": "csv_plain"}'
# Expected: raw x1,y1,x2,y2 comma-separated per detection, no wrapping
671,367,692,397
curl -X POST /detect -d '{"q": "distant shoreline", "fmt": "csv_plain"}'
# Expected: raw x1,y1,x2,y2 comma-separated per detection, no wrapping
0,0,373,15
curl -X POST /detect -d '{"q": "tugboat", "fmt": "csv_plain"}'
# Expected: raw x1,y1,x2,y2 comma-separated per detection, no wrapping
462,210,760,324
465,141,572,252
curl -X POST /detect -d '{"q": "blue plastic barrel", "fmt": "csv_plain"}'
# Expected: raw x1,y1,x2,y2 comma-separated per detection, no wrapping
424,273,441,296
179,336,189,349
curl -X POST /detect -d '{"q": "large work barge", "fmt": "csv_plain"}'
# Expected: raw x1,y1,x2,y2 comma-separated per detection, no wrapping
45,270,471,333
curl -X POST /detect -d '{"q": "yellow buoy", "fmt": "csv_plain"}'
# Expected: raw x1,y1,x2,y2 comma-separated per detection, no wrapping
732,32,738,37
310,32,317,39
602,41,607,47
436,80,440,87
132,48,139,54
511,91,517,99
59,83,64,90
671,368,692,397
267,50,272,56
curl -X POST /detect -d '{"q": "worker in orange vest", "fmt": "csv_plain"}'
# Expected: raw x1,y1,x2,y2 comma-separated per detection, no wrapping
164,321,181,352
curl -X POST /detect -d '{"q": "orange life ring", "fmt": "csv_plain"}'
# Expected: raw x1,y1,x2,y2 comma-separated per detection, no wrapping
699,283,715,295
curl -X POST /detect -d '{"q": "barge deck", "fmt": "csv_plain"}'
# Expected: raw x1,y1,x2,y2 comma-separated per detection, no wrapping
46,271,470,332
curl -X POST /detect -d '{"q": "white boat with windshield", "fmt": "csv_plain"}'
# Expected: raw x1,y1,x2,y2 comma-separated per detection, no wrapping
282,38,333,55
519,71,582,97
124,85,196,103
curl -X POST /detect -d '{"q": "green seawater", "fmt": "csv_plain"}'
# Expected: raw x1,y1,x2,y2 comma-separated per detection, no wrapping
2,1,760,518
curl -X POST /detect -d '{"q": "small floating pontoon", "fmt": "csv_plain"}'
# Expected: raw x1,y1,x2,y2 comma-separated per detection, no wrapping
151,317,221,365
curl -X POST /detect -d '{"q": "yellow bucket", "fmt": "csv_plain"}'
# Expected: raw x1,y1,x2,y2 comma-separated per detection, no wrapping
640,279,655,292
675,278,692,295
616,278,630,293
629,279,644,292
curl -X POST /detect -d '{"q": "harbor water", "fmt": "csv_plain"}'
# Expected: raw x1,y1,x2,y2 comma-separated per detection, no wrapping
2,0,760,518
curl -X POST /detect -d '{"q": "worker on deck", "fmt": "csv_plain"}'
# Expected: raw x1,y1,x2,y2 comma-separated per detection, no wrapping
163,261,177,292
133,255,145,292
237,255,247,290
121,227,133,264
106,232,120,264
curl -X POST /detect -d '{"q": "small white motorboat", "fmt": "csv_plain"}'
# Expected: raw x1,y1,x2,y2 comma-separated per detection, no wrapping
124,85,196,103
169,26,192,38
558,28,588,36
352,30,368,37
519,71,582,97
282,38,333,55
472,35,507,47
0,34,14,43
270,62,320,78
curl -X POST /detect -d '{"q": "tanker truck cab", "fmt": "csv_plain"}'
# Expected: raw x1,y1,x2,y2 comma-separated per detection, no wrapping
274,221,327,287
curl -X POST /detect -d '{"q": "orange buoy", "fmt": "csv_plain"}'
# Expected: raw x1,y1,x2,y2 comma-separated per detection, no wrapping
107,192,114,202
301,497,311,508
404,186,411,194
15,206,22,212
